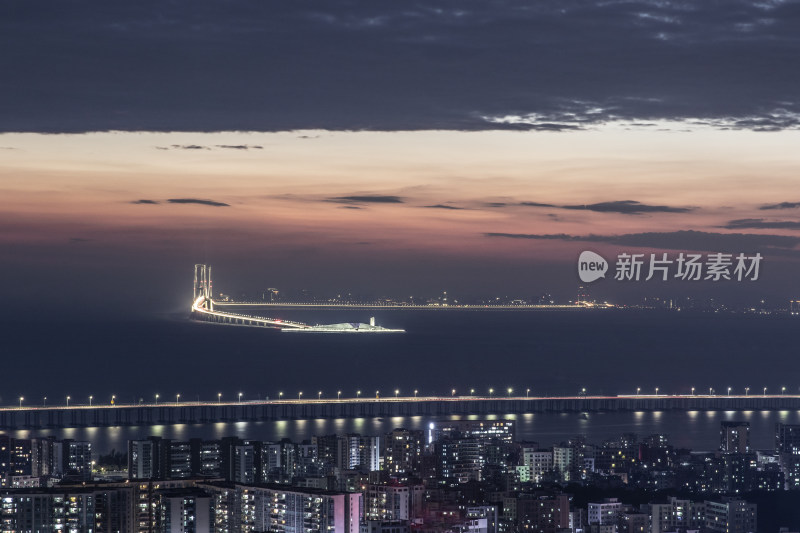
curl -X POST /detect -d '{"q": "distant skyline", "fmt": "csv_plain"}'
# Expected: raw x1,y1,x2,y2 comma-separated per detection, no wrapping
2,1,800,315
2,127,799,314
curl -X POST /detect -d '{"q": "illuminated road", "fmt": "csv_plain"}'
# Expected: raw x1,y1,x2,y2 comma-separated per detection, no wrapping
3,393,800,429
190,296,308,329
214,301,597,310
2,394,799,412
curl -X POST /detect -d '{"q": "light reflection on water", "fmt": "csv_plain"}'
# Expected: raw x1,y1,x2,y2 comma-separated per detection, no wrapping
4,410,800,453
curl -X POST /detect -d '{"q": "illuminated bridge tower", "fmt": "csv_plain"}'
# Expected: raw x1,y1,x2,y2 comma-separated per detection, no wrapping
194,264,213,310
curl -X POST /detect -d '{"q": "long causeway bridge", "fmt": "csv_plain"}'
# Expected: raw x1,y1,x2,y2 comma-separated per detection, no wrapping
1,395,799,430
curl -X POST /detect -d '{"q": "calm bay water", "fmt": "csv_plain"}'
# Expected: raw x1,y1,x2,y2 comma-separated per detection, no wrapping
6,410,800,454
3,308,800,453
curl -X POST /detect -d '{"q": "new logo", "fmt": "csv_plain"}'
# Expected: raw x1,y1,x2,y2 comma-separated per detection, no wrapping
578,251,608,283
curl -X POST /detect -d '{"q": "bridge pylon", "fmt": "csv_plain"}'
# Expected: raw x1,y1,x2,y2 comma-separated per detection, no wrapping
193,264,213,309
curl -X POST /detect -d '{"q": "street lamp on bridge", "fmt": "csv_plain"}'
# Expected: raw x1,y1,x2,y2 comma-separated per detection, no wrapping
43,397,47,407
489,388,494,397
357,390,361,398
452,389,456,397
298,392,303,400
414,390,418,398
526,388,530,398
279,392,283,400
218,393,222,403
89,395,93,406
764,387,768,396
19,397,23,408
318,391,322,400
655,387,659,396
783,386,787,395
337,391,342,400
176,394,180,404
155,394,159,405
239,392,244,403
395,390,399,398
66,396,71,407
728,387,732,396
691,387,695,396
745,387,750,396
637,387,641,396
507,388,513,397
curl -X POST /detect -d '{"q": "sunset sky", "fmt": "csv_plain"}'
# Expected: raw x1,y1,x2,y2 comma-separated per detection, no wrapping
2,1,799,312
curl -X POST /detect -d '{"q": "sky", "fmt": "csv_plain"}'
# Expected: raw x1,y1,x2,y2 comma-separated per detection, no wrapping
2,0,800,314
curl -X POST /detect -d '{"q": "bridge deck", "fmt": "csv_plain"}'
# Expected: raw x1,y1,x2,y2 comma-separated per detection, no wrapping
1,395,798,430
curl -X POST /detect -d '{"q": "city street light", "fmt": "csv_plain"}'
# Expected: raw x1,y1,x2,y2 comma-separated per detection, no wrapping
375,390,380,399
218,393,222,403
414,390,418,398
470,389,475,395
299,392,303,400
728,387,732,396
279,392,283,400
452,389,456,397
337,391,342,400
709,387,713,396
318,391,322,400
176,394,180,404
655,387,659,396
43,397,47,407
764,387,768,396
783,386,787,395
526,388,530,398
111,395,116,406
19,397,23,408
155,394,159,405
507,388,513,397
239,392,244,403
66,396,71,407
637,387,641,396
357,390,361,398
745,387,750,396
395,390,399,398
89,395,93,406
489,388,494,397
691,387,695,396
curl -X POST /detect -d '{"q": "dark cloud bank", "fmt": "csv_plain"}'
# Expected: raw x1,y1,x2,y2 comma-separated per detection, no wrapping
131,198,230,207
486,230,800,254
2,0,800,132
